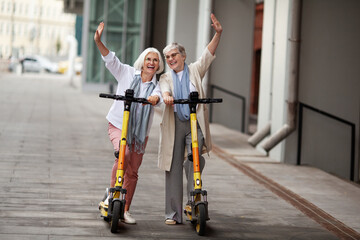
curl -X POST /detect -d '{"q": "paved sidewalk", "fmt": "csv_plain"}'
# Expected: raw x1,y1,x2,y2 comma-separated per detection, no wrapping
0,73,359,240
210,124,360,239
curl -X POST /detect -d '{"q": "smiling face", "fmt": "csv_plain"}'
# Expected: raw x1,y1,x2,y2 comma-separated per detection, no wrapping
165,49,186,73
143,52,160,76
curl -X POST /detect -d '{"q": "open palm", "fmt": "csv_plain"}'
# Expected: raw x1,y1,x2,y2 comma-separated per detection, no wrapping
94,22,104,42
211,13,223,34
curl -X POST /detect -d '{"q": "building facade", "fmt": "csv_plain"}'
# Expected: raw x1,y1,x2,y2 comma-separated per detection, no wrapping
0,0,76,59
255,0,359,182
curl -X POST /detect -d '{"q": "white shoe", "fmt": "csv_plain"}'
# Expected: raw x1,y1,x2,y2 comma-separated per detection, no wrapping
165,219,177,225
123,211,136,224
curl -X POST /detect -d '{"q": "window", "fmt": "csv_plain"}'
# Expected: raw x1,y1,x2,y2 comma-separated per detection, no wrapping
86,0,144,84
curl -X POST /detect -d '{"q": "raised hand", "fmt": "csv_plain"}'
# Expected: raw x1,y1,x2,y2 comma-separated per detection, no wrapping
94,22,105,43
211,13,222,34
94,22,109,56
207,13,223,55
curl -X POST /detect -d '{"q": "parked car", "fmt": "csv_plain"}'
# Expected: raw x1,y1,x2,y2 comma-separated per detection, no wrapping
8,56,19,72
20,55,59,73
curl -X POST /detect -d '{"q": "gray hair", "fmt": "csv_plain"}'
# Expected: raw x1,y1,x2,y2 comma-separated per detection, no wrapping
133,47,164,74
163,42,186,58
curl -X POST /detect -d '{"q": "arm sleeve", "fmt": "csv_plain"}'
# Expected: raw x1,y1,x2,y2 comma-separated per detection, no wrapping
102,51,134,83
192,48,216,79
151,83,163,105
159,74,172,95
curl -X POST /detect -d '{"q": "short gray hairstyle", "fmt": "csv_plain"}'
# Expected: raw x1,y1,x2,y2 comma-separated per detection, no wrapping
163,42,186,58
133,47,164,74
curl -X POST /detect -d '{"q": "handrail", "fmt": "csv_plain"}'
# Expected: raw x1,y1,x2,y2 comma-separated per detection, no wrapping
297,102,355,181
210,84,246,132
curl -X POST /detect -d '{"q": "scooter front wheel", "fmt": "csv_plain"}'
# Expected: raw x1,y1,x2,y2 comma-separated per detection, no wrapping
110,201,121,233
195,203,206,236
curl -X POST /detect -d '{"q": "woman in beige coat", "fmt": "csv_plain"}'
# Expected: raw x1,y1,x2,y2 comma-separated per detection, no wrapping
158,13,223,225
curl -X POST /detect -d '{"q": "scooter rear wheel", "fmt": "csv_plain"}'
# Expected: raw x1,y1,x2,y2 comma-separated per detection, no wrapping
110,201,121,233
195,203,206,236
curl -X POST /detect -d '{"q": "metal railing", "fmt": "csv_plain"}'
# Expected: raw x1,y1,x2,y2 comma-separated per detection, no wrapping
297,102,355,181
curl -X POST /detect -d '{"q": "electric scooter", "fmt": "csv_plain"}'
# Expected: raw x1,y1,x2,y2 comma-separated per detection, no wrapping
98,89,150,233
174,92,222,236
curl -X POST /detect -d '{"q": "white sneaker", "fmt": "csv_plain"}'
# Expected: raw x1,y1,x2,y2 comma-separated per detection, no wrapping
165,219,177,225
123,211,136,224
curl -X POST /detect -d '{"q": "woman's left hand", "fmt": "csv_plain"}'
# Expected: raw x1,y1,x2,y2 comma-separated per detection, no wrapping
147,95,160,106
211,13,223,34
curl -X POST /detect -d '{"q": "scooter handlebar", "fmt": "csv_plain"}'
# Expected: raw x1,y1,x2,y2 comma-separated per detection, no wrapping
173,98,223,104
99,93,151,104
99,93,125,100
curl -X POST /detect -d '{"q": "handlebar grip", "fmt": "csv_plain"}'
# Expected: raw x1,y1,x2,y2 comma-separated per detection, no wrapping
99,93,151,104
173,99,187,104
99,93,126,101
134,98,151,104
99,93,116,99
173,98,223,104
208,98,223,103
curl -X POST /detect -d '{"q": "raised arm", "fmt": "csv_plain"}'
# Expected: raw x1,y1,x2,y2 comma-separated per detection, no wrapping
94,22,110,56
207,13,223,56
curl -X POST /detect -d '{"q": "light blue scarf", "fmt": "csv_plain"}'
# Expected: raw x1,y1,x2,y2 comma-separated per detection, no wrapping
127,74,155,154
172,63,190,121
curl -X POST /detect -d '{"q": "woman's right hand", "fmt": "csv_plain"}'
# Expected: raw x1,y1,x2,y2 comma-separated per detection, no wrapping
94,22,109,56
94,22,104,43
163,92,174,105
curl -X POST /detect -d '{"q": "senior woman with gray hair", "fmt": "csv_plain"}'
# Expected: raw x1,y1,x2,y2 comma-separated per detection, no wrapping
158,13,223,225
94,22,164,224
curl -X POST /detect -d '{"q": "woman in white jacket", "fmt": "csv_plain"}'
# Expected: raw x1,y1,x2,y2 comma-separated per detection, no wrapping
94,22,164,224
158,13,223,225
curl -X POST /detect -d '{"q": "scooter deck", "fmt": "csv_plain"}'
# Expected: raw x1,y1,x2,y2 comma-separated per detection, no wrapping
184,205,193,221
99,201,108,218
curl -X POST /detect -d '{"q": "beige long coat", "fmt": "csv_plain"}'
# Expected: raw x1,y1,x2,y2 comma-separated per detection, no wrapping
157,48,216,171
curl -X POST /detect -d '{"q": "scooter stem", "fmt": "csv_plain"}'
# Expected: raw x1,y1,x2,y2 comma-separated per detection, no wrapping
115,90,134,189
189,92,202,190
